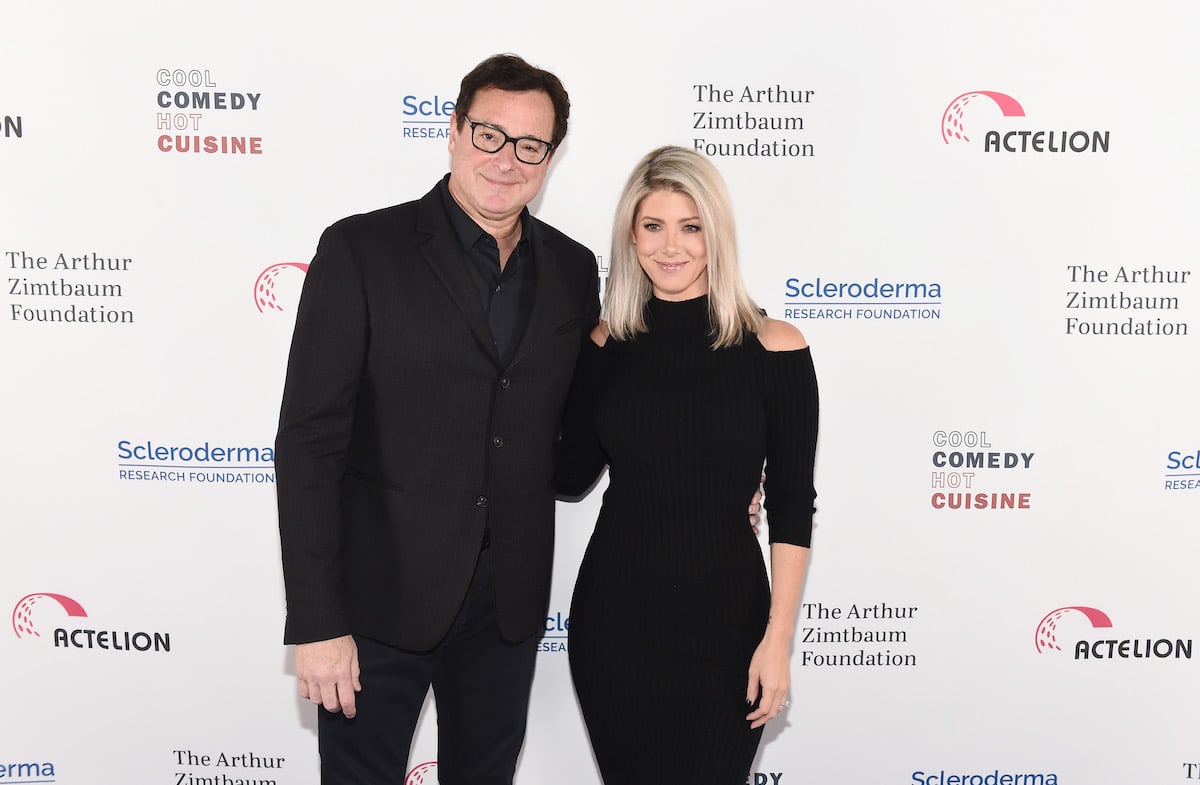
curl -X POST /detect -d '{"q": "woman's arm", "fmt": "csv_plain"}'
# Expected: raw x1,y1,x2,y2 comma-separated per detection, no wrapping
553,323,610,500
746,543,809,728
745,317,819,728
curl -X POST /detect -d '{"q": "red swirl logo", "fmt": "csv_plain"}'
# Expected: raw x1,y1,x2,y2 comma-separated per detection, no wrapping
405,761,437,785
12,593,88,638
254,262,310,313
1034,606,1113,653
941,91,1025,144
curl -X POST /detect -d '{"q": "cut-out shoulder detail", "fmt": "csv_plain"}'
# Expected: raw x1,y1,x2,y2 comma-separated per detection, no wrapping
756,317,808,351
590,321,610,347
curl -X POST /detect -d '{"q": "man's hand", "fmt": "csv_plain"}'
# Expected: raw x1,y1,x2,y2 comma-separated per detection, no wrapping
296,634,361,718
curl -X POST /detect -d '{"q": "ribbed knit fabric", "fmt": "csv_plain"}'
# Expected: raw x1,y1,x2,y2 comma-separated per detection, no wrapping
556,295,818,785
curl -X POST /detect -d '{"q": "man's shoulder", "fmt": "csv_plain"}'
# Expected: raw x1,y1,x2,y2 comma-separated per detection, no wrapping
324,182,440,237
531,216,595,265
327,198,422,235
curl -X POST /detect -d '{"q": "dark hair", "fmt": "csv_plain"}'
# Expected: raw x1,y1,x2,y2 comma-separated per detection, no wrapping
454,54,570,148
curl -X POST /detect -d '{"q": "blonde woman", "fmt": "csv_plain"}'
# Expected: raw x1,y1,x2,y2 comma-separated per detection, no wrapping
556,146,819,784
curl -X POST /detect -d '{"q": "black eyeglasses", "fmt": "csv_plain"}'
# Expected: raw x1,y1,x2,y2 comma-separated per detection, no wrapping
463,117,554,165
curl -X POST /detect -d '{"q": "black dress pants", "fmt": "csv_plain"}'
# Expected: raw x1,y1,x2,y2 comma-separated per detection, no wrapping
318,548,539,784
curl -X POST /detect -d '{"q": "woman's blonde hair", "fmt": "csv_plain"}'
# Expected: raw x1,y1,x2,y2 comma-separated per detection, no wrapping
604,145,763,348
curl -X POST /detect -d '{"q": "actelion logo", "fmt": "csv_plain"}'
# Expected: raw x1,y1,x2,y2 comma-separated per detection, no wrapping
941,90,1110,153
254,262,309,313
1035,606,1192,661
12,592,171,653
1034,606,1112,653
12,593,88,638
941,91,1025,144
2,114,22,139
406,761,437,785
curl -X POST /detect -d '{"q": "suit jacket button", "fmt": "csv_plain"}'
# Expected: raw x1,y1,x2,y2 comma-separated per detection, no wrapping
499,377,511,389
493,437,504,448
476,495,489,507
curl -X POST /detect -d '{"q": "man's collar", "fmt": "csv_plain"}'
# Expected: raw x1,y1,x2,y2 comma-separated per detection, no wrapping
438,173,533,250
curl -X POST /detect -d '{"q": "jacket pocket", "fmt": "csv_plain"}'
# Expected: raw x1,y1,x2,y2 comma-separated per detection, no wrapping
344,467,405,492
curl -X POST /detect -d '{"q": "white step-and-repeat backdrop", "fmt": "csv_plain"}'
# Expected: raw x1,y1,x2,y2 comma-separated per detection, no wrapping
3,2,1197,784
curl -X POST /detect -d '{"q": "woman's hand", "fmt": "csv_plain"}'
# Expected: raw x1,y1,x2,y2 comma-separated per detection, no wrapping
745,633,791,728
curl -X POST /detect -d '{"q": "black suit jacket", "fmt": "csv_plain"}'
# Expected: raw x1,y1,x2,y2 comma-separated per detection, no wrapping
276,180,600,651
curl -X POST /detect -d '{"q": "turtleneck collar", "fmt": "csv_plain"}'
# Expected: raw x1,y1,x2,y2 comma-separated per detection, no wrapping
645,294,711,332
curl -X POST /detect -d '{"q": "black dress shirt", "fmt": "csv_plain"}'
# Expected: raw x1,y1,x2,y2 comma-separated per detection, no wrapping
439,175,537,367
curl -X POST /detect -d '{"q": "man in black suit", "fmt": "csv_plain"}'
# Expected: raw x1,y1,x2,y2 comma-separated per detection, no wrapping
275,54,599,784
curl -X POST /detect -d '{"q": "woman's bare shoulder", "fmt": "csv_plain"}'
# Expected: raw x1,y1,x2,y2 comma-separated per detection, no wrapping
757,318,808,352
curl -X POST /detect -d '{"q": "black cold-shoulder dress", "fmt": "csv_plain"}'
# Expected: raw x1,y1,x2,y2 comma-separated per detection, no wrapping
555,295,819,785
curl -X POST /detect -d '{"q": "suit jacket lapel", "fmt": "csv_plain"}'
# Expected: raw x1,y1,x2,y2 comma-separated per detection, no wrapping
413,186,501,367
506,222,558,371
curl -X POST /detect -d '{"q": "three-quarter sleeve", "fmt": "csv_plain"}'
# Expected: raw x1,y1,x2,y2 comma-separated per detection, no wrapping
762,347,819,546
554,339,609,499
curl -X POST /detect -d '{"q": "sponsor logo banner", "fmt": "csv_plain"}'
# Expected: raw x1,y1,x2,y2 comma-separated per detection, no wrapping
173,748,287,784
254,262,309,314
155,67,264,155
539,610,569,654
406,761,437,785
117,439,276,485
911,770,1059,785
7,249,136,326
1165,449,1200,491
783,277,943,323
11,592,172,653
691,82,815,159
941,90,1109,154
1035,606,1193,662
1065,263,1192,338
799,601,919,668
929,430,1035,511
402,94,455,140
2,113,22,139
